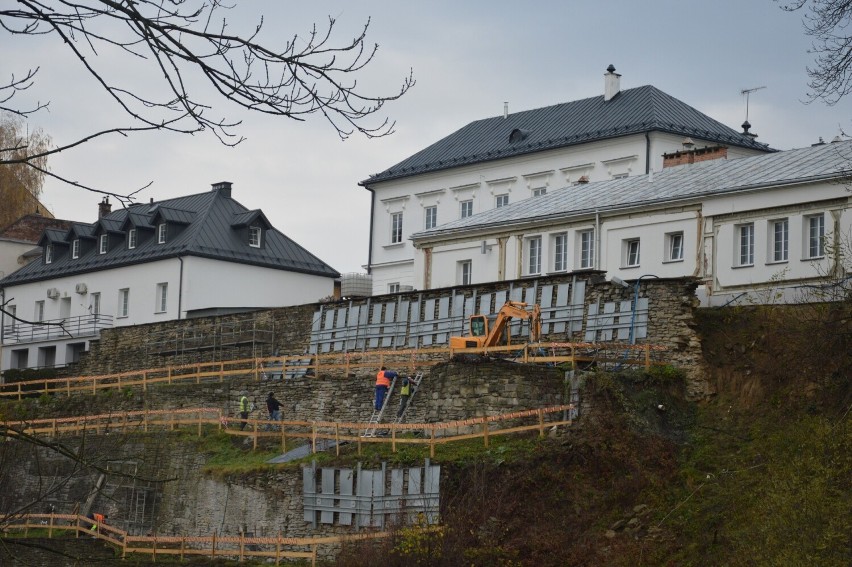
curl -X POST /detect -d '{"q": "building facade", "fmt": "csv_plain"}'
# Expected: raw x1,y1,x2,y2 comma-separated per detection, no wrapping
0,182,340,372
360,66,773,295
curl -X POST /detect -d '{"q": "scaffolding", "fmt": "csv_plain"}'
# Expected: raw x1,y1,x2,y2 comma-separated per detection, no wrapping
145,313,275,363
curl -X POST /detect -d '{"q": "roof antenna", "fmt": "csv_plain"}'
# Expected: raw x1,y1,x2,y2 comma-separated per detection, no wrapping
740,86,766,123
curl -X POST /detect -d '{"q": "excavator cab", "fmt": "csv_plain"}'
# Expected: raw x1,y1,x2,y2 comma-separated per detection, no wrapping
470,316,487,337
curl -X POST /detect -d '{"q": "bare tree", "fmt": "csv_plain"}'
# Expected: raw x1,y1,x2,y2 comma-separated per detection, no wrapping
0,1,414,204
780,0,852,104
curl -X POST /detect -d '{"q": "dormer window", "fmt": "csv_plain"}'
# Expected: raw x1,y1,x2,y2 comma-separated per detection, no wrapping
249,226,262,248
128,228,137,249
99,234,108,254
45,244,53,264
158,223,167,244
72,239,80,259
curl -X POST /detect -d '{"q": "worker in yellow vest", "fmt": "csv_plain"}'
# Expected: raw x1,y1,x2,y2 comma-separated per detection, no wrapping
397,376,411,417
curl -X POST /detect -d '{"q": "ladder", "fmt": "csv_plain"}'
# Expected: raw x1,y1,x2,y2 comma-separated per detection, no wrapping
393,372,424,424
363,376,397,437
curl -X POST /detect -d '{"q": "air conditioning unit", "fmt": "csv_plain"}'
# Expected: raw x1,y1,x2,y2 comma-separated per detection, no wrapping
399,285,415,292
75,283,88,294
46,288,60,299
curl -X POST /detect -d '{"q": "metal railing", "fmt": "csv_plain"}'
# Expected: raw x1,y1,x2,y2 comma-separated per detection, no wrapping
2,314,114,344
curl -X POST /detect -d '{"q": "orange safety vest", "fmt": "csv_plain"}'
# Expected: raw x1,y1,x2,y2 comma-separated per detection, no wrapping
93,513,105,523
375,371,391,388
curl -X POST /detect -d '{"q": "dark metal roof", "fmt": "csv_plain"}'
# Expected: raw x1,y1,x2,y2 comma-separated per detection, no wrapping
1,187,340,286
231,209,271,228
363,85,775,185
411,140,852,241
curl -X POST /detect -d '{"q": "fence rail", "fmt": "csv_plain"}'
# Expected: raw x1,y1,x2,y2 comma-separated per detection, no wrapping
4,404,574,457
0,342,667,400
1,513,428,565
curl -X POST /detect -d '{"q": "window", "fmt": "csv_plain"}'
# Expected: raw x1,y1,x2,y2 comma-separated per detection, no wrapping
553,233,568,272
44,244,53,264
118,288,130,318
495,194,509,208
424,206,437,230
612,173,629,180
666,232,684,262
99,234,108,254
770,219,789,262
737,223,755,266
458,260,472,285
624,238,641,267
388,282,400,294
72,239,80,259
806,214,825,258
90,293,101,317
35,300,45,323
128,229,137,250
527,237,542,275
460,200,473,219
248,226,262,247
390,212,403,244
532,187,547,197
7,305,16,331
579,230,595,269
156,283,168,313
158,223,167,244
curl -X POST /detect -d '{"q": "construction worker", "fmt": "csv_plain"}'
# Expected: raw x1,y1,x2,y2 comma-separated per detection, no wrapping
374,367,398,411
397,375,411,417
89,512,107,533
239,391,250,430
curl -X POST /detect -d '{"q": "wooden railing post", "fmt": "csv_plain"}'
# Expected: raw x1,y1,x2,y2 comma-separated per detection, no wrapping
335,423,341,456
391,423,397,452
430,425,436,458
253,421,258,450
311,422,317,453
538,409,545,438
483,420,489,448
644,344,651,369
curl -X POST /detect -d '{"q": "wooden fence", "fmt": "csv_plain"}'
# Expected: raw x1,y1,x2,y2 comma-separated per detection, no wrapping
0,342,667,400
3,404,575,457
1,513,430,565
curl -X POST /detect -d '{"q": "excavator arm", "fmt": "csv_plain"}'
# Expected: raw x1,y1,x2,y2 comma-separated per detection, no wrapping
482,301,542,347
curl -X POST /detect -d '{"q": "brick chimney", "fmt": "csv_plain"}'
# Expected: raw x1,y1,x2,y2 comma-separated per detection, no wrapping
604,64,621,102
211,181,232,197
98,196,112,218
663,145,728,169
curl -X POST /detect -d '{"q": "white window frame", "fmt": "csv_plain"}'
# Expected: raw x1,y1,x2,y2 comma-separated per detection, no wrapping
128,229,137,250
495,194,509,208
99,234,108,254
532,187,547,197
805,213,825,259
7,305,16,331
248,226,262,248
44,244,53,264
737,223,755,267
156,282,168,313
770,219,789,263
424,206,437,230
390,212,403,244
158,223,167,244
578,229,595,269
35,300,45,323
527,236,542,275
458,260,472,285
624,238,641,268
118,288,130,318
72,239,80,259
612,173,629,180
90,293,101,316
460,200,473,219
665,232,684,262
388,282,400,294
553,233,568,272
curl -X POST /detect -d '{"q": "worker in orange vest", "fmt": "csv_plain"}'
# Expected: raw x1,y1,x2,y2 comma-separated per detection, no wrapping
374,366,398,411
89,512,107,532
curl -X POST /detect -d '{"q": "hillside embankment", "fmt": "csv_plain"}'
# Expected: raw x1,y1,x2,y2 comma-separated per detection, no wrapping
2,303,850,566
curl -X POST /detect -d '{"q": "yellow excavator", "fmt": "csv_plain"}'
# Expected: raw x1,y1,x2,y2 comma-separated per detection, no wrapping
449,300,542,349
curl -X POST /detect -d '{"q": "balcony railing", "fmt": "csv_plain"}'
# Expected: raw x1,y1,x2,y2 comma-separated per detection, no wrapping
1,314,114,345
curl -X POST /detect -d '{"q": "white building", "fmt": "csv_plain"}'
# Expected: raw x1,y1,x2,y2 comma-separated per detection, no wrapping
409,139,852,306
0,182,340,371
359,65,773,295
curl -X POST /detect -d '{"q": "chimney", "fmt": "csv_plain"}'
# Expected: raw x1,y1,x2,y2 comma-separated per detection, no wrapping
741,120,757,139
663,145,729,169
98,196,112,218
211,181,232,197
503,101,508,119
604,64,621,102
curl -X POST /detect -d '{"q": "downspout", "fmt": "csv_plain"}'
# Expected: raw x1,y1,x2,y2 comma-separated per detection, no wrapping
0,287,4,377
595,210,601,270
177,257,184,320
363,184,376,275
645,132,651,174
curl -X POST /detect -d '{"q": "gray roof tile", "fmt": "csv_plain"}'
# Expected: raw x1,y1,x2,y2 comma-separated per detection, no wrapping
364,85,775,184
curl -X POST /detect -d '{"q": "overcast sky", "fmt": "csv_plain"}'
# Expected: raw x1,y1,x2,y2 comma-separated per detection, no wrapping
5,1,852,274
